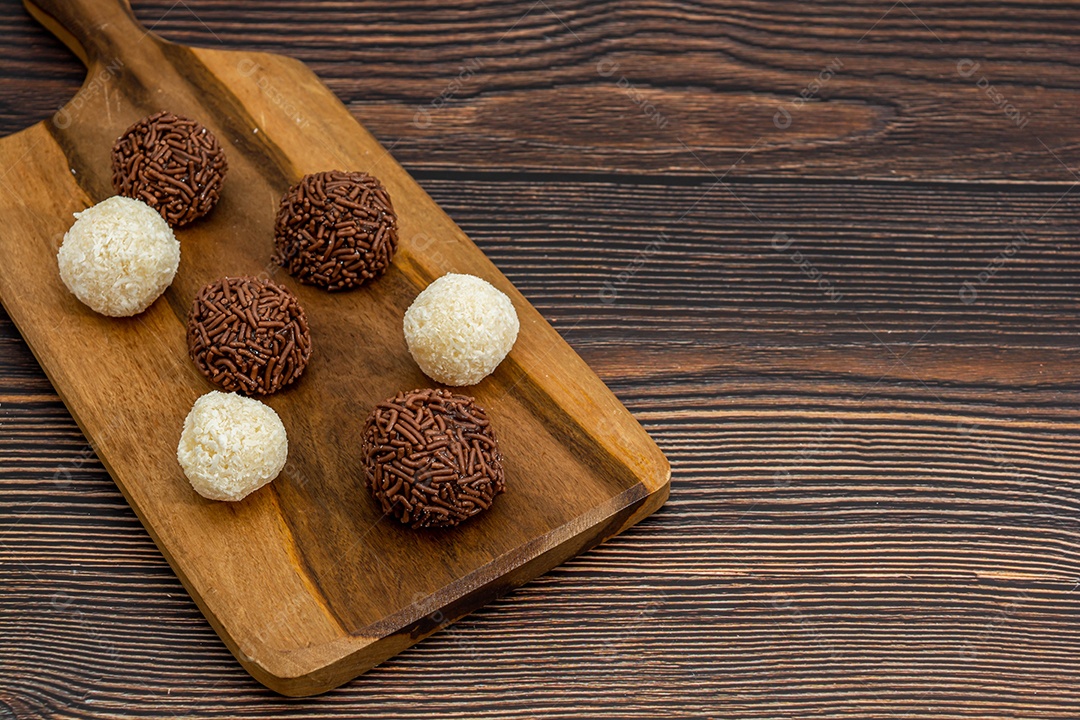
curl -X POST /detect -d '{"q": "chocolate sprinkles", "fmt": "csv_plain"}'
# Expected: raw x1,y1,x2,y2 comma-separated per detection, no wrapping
272,170,399,291
362,388,505,529
187,276,312,396
111,111,228,227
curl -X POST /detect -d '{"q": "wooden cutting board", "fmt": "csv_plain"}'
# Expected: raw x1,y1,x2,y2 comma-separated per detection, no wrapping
0,0,670,697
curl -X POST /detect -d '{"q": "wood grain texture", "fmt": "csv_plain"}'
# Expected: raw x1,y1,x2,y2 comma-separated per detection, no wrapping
2,0,1080,717
5,0,1079,180
0,0,668,698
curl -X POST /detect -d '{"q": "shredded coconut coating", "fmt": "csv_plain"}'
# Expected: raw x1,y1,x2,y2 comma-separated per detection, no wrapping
57,196,180,317
177,391,288,502
403,273,520,386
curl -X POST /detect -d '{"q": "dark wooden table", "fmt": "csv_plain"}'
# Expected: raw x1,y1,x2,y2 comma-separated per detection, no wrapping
2,1,1079,717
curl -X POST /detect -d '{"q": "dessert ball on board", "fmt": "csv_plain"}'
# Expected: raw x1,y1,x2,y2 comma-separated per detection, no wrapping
362,388,505,529
57,195,180,317
273,170,399,291
403,273,519,386
111,111,228,227
187,276,312,396
177,391,288,502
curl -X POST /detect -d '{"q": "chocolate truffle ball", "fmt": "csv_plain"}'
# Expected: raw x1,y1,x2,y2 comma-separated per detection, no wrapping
57,195,180,317
272,170,399,291
362,388,505,529
111,111,228,227
187,276,312,396
177,391,288,502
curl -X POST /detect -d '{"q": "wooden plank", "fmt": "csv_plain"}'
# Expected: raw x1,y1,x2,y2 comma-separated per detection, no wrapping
440,177,1080,346
2,0,1080,717
0,0,669,696
2,171,1079,716
3,0,1078,180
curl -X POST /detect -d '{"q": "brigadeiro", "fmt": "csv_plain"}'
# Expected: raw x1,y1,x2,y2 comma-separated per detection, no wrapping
111,111,228,227
187,276,312,396
362,388,505,529
272,170,399,291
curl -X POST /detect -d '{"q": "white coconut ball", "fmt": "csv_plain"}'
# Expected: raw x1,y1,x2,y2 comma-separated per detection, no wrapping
57,195,180,317
177,391,288,502
403,273,520,386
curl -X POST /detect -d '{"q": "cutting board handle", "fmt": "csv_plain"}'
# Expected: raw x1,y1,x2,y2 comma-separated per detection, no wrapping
23,0,149,67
